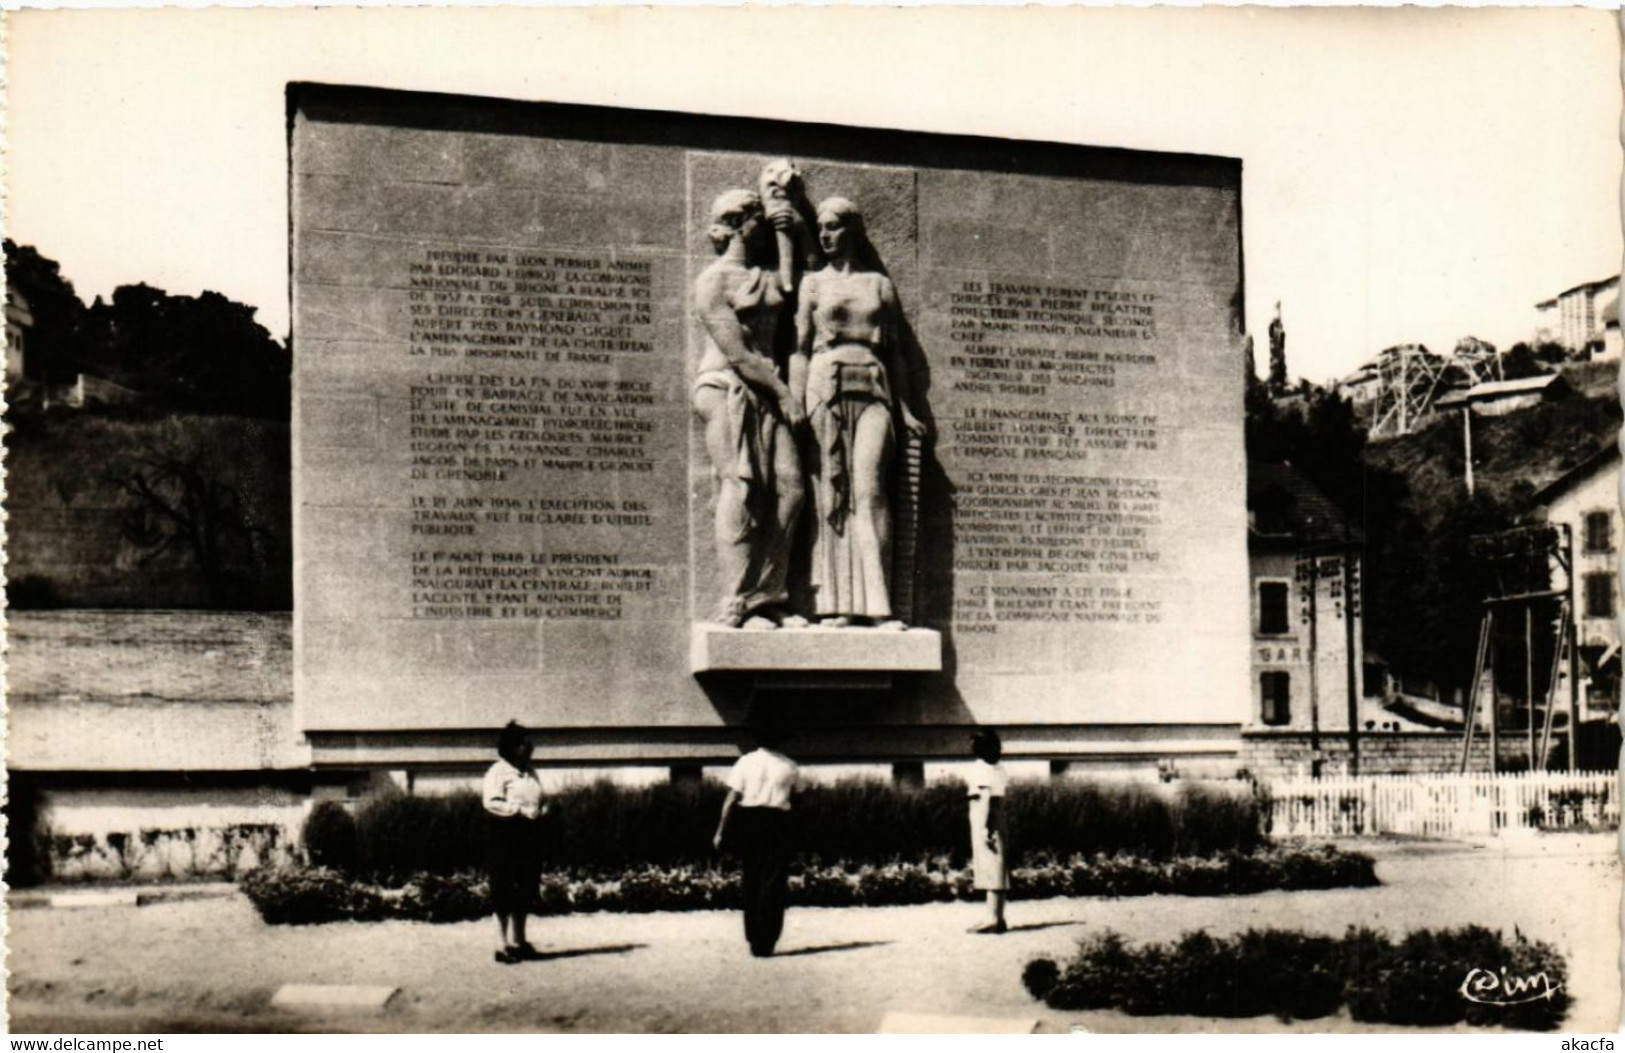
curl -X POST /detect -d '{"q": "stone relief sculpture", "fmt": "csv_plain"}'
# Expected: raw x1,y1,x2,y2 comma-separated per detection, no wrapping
792,196,929,629
691,188,809,630
756,159,821,294
693,165,928,631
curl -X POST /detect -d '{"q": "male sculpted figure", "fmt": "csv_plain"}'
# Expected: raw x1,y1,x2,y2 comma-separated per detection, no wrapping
691,188,808,629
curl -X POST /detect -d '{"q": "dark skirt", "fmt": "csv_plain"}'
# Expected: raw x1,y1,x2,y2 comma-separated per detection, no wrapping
485,813,542,914
732,807,793,955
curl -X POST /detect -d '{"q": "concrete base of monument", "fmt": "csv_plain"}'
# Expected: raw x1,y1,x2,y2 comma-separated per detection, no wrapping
689,623,943,674
303,723,1243,770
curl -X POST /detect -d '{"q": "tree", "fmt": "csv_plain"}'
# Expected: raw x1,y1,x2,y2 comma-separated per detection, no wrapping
1500,343,1555,382
114,437,277,608
1245,373,1505,698
1404,494,1519,694
88,283,290,418
4,239,93,385
1245,377,1376,525
5,241,291,419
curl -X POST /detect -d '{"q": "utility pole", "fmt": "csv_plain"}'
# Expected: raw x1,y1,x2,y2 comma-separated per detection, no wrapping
1307,556,1321,779
1342,535,1361,776
1564,524,1580,771
1489,631,1500,773
1298,526,1323,779
1525,605,1536,769
1461,407,1475,496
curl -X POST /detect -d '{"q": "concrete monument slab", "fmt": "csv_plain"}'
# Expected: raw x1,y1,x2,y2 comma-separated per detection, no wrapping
290,84,1248,766
691,625,942,673
271,984,399,1014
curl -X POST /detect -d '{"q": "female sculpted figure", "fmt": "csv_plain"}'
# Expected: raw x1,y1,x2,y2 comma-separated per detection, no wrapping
793,198,928,629
692,189,807,630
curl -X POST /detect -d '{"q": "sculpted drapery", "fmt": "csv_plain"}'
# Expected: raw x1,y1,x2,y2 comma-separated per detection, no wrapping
692,165,927,631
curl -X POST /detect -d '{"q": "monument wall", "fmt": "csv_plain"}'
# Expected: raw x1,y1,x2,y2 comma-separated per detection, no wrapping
291,84,1249,765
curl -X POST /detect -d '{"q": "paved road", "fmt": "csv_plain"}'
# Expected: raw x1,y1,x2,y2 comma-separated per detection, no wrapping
8,835,1619,1033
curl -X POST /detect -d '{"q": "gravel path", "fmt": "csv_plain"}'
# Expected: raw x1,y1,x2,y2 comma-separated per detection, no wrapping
9,834,1619,1033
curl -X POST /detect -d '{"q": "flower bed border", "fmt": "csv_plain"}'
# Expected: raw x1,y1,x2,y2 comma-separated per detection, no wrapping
241,845,1377,926
1024,925,1570,1031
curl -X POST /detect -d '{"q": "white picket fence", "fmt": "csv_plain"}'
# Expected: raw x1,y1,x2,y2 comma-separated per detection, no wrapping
1266,770,1619,838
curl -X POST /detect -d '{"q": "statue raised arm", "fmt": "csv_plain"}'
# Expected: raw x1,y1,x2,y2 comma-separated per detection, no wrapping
691,189,807,630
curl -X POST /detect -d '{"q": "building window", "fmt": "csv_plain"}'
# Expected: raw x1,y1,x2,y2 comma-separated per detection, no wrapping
1585,511,1613,553
1260,672,1291,726
1258,581,1290,635
1585,573,1615,619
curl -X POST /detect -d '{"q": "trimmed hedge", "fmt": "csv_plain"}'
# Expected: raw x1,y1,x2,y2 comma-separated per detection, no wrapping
303,778,1266,884
241,845,1375,926
242,865,390,925
301,802,358,873
1015,845,1374,899
1025,925,1569,1030
3,776,51,888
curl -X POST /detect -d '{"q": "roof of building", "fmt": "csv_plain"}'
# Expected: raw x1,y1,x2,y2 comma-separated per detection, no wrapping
1336,363,1380,387
1247,461,1363,545
5,285,34,326
1540,271,1618,308
1529,443,1622,509
1434,373,1565,409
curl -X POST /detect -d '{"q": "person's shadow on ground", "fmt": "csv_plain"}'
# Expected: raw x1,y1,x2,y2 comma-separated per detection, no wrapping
524,943,646,962
1003,921,1082,934
770,940,891,958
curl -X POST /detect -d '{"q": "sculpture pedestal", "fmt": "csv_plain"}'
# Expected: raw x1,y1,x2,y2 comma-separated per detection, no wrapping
690,624,942,674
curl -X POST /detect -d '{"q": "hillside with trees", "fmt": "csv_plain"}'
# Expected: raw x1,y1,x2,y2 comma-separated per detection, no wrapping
5,242,292,609
1247,367,1618,706
5,240,290,419
1365,378,1619,526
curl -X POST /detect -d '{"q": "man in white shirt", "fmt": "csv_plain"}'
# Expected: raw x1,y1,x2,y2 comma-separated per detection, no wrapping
713,724,801,957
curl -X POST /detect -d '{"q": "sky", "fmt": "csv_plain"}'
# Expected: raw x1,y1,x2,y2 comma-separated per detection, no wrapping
5,6,1619,385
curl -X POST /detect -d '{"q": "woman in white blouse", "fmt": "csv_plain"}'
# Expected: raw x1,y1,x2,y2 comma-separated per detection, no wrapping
483,721,548,964
966,729,1010,934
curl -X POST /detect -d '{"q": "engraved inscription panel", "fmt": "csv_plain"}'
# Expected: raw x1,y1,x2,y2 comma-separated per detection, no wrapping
294,116,691,731
401,249,666,623
916,170,1247,724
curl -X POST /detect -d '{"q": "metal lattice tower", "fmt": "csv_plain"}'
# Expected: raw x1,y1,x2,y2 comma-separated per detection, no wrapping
1368,345,1445,439
1366,340,1505,439
1450,338,1505,389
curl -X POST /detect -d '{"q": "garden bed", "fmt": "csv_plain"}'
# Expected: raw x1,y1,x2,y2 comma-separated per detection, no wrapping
1024,925,1569,1030
301,778,1267,881
242,845,1377,926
